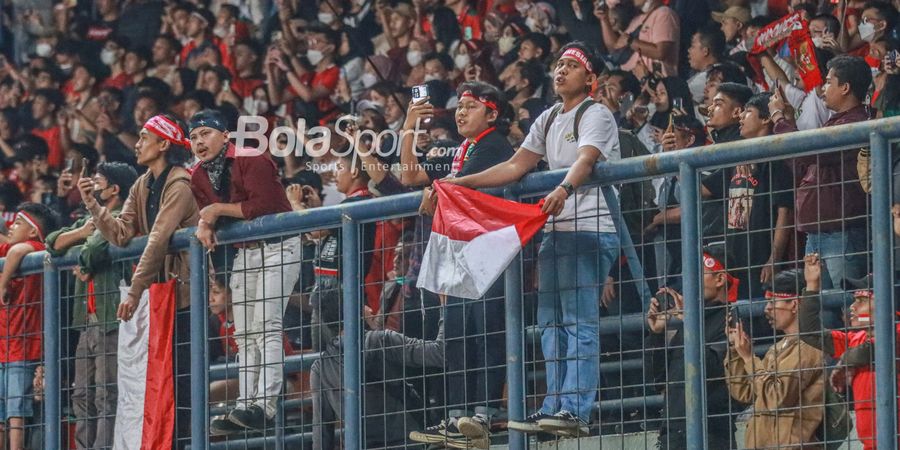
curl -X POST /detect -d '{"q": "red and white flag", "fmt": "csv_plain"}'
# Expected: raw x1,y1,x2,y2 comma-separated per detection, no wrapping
114,280,176,450
417,182,548,299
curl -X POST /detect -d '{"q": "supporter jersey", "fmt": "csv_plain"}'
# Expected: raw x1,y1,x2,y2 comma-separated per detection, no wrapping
31,126,63,170
830,325,900,412
0,241,45,362
291,66,341,125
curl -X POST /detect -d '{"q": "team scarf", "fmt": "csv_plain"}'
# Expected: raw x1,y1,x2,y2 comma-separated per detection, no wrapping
450,126,496,177
748,12,822,92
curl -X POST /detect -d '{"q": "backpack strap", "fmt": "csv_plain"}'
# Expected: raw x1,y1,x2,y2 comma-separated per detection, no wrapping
542,103,563,140
572,99,596,142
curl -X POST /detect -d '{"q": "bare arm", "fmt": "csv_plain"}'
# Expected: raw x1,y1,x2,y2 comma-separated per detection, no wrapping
770,206,792,264
630,40,675,62
0,243,36,291
450,147,543,189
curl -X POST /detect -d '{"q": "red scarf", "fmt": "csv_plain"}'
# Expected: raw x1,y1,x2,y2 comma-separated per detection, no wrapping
748,13,822,92
451,127,495,177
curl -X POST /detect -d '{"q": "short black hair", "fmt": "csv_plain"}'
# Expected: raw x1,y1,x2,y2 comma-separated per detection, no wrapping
423,52,453,72
283,170,324,196
765,269,805,296
17,202,59,238
608,70,642,98
716,82,753,107
199,64,232,83
557,41,605,76
71,143,100,170
810,14,841,36
745,92,773,118
136,77,173,105
13,135,50,162
694,24,726,61
305,23,341,48
863,1,898,31
183,89,216,109
522,33,552,62
456,81,511,134
99,86,124,106
827,55,873,102
517,59,546,95
219,3,240,19
32,88,64,110
156,33,182,54
709,62,747,85
135,91,163,112
96,162,139,201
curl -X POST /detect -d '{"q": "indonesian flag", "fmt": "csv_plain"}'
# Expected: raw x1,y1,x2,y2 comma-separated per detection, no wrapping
417,182,548,299
114,280,177,450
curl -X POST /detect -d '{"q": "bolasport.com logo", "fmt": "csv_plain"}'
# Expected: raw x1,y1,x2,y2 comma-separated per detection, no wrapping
228,115,459,163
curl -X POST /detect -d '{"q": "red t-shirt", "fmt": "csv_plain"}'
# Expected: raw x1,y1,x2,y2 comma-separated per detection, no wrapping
101,72,133,90
230,76,264,99
289,65,341,125
31,126,64,170
830,325,900,412
0,241,45,362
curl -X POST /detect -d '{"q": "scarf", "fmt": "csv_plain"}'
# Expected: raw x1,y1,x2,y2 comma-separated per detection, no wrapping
202,145,230,196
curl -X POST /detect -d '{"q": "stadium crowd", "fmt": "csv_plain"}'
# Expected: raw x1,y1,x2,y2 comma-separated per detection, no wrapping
0,0,899,449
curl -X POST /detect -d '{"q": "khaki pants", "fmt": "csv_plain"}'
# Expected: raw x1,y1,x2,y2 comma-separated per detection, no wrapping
72,326,118,450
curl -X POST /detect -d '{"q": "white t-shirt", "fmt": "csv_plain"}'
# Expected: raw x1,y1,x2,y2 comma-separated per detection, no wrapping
521,99,621,233
783,83,832,131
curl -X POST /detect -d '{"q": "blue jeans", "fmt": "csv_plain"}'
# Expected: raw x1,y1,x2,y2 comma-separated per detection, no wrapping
805,228,867,289
537,231,619,423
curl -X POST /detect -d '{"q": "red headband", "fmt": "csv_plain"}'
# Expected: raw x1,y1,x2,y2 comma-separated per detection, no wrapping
765,291,797,299
144,115,191,149
703,253,739,302
16,211,44,242
853,290,874,299
459,91,498,111
560,48,593,73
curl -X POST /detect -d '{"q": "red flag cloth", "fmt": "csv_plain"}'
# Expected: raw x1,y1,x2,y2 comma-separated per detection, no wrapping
748,12,822,92
416,181,548,299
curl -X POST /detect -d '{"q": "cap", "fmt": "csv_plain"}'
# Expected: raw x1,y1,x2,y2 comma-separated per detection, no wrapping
356,99,384,115
712,6,751,25
842,274,874,292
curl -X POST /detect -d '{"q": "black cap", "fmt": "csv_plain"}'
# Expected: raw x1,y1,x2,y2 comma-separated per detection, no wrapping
842,274,874,292
188,109,228,133
765,269,805,296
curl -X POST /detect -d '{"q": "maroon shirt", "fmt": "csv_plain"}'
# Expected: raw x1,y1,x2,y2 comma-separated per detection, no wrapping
774,104,870,233
190,143,292,220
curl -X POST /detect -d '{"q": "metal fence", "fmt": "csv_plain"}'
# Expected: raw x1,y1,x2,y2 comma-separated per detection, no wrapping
2,116,900,450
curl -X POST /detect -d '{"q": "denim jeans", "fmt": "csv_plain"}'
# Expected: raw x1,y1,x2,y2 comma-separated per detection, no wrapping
537,231,619,423
805,228,867,289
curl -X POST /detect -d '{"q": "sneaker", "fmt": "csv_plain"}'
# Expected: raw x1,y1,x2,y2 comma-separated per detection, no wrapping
409,419,465,445
538,410,590,437
210,416,245,436
456,416,490,449
228,405,271,430
507,411,554,434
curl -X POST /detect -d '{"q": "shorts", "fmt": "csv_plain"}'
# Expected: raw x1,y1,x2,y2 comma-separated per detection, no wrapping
0,361,37,421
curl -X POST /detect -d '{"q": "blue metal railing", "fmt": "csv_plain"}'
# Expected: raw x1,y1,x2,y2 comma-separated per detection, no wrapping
2,116,899,450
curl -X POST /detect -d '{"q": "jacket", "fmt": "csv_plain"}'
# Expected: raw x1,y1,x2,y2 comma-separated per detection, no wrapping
45,211,132,332
726,336,825,449
88,166,199,309
774,105,869,233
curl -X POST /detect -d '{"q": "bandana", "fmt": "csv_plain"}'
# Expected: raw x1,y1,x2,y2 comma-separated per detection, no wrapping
201,144,230,195
560,48,593,73
189,110,228,134
765,291,797,299
703,252,739,302
144,115,191,149
16,211,44,242
459,91,498,110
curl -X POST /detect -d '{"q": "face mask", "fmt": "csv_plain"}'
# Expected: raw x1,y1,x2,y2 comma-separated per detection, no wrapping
35,43,52,58
389,119,402,130
100,48,118,66
318,12,335,24
424,73,440,82
498,36,516,54
811,36,824,48
454,53,470,70
361,72,377,88
517,119,532,132
858,21,877,42
307,49,325,65
58,63,73,74
525,17,540,31
213,26,227,38
406,50,423,67
93,188,110,205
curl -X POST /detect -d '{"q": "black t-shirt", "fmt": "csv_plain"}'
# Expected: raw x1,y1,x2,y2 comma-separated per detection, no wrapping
424,129,514,181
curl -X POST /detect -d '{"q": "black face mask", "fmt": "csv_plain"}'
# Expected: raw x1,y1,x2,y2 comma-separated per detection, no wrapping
504,86,519,101
517,118,532,132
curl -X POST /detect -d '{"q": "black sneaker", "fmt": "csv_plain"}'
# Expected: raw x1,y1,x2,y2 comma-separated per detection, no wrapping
210,416,245,436
409,419,465,445
507,411,554,433
538,410,590,437
455,416,490,449
228,405,271,430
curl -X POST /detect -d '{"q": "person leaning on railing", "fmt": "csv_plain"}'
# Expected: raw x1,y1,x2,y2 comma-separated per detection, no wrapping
725,269,825,449
44,162,138,450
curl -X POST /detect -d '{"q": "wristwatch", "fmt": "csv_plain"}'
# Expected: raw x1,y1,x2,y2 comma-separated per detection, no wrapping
559,182,575,198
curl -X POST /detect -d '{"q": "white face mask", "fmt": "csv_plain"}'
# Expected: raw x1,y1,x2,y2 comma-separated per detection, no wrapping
858,21,877,42
424,73,440,82
498,36,515,54
525,17,540,32
812,36,824,48
454,53,470,70
318,12,335,24
243,97,269,115
58,63,73,73
307,49,325,65
406,50,423,67
213,26,227,38
361,72,377,88
35,43,52,58
100,48,119,66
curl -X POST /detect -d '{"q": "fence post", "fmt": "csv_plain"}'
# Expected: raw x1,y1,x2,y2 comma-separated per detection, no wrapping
42,255,60,450
601,185,652,307
870,131,897,449
190,236,209,450
504,189,526,450
342,216,362,450
678,162,706,449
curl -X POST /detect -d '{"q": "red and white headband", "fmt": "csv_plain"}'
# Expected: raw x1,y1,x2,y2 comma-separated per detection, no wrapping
16,211,44,242
459,91,498,111
853,290,874,299
560,48,593,73
144,115,191,149
764,291,797,299
703,252,739,302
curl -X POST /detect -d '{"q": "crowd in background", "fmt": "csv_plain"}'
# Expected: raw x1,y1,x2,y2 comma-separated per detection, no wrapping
0,0,899,449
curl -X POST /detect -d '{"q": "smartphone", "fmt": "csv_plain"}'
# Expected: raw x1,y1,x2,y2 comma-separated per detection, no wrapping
596,0,608,12
64,157,74,172
672,97,683,111
619,92,635,114
890,50,899,66
652,61,663,75
81,157,91,178
412,84,431,124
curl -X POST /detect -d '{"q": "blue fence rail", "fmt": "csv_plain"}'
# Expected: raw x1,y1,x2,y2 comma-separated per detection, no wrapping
2,116,899,449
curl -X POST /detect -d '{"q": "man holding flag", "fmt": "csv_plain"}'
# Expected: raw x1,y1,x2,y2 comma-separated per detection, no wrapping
444,41,621,436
